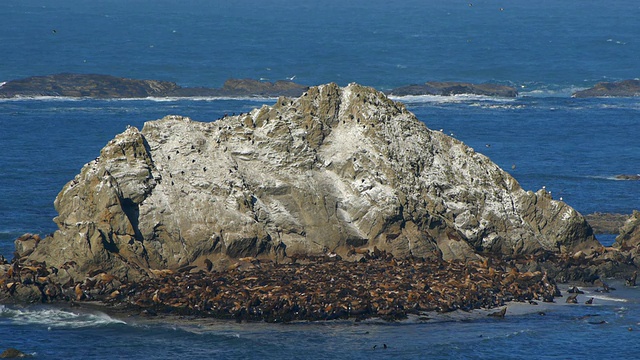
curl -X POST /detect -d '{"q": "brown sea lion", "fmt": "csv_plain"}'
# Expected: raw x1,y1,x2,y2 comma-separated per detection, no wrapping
488,307,506,318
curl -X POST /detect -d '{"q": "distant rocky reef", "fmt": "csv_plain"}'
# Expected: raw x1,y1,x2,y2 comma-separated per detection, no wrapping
572,79,640,98
0,74,309,98
585,213,631,234
0,73,523,99
386,81,518,98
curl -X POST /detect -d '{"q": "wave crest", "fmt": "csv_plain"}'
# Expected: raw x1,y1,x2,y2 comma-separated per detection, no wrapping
0,305,126,328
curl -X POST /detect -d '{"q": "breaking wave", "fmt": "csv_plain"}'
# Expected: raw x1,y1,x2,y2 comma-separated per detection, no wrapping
388,94,516,104
0,305,127,329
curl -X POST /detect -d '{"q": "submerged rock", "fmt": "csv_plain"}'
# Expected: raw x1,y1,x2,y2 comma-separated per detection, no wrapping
387,81,518,97
572,79,640,98
18,83,597,282
614,174,640,181
0,348,31,358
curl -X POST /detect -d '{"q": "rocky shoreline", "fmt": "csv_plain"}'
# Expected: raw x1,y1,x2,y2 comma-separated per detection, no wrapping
0,245,636,323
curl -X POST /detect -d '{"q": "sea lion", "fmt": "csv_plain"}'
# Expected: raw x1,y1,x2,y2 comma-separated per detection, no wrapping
488,307,506,318
567,286,584,294
626,271,637,287
566,294,578,304
585,297,594,305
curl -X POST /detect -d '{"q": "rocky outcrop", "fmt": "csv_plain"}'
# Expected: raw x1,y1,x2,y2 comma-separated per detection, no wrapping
18,83,598,282
615,211,640,249
387,81,518,97
0,74,308,99
0,73,180,98
572,79,640,98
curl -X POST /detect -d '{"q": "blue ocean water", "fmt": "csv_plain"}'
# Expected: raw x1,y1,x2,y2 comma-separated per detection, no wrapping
1,0,639,358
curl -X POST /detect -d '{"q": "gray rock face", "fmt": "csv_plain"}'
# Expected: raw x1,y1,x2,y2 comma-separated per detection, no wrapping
572,79,640,98
24,83,598,280
387,81,518,97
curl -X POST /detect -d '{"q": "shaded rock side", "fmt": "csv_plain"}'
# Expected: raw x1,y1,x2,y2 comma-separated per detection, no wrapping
387,81,518,97
615,211,640,249
23,83,598,280
572,79,640,98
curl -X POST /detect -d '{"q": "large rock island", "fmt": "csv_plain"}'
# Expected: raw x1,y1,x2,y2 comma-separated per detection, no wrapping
15,83,596,279
3,83,632,321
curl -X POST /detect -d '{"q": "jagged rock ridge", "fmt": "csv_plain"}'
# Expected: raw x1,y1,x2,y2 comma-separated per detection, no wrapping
23,83,598,280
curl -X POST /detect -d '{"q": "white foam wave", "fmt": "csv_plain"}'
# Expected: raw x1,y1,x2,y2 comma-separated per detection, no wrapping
590,294,628,303
0,305,126,328
389,94,515,104
519,86,588,98
118,96,277,102
586,175,639,181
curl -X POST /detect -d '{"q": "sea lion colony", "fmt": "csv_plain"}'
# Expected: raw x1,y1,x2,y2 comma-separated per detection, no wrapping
1,237,629,323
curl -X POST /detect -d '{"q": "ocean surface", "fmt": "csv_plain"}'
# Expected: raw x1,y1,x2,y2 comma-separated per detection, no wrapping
1,0,639,358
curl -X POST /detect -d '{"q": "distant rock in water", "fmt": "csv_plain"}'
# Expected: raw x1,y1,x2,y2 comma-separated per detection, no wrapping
0,73,180,98
387,81,518,97
585,213,631,234
20,83,597,281
166,78,309,98
0,73,308,98
614,174,640,181
572,79,640,98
